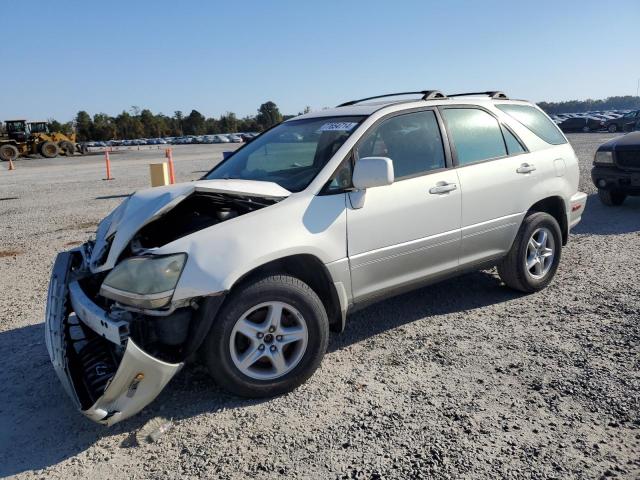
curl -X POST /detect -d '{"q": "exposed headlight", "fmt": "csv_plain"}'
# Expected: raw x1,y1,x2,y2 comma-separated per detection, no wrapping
594,151,614,165
100,253,187,309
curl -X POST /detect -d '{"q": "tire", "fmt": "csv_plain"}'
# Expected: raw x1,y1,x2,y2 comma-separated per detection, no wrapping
608,124,617,133
59,141,75,156
0,144,19,162
202,275,329,398
78,143,88,155
40,141,59,158
598,188,626,206
497,212,562,293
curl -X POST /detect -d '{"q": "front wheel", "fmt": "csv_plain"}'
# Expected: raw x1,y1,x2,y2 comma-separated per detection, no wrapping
608,124,617,133
202,275,329,398
598,188,626,206
0,144,19,162
40,141,59,158
498,212,562,293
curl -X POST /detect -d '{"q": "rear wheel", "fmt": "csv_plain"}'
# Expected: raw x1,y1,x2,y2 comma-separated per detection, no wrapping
498,212,562,293
598,188,626,206
59,141,75,156
608,124,618,133
0,144,19,162
202,275,329,398
40,141,59,158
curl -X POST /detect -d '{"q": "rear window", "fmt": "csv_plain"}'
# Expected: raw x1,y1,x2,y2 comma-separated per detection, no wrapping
496,104,567,145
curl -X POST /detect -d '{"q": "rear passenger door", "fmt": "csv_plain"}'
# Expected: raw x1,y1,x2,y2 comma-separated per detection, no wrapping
440,106,534,266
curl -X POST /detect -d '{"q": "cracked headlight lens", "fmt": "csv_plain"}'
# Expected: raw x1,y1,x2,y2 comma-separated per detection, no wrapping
100,253,187,309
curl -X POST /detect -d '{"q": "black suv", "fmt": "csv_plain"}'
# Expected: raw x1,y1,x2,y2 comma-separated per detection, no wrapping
604,110,640,133
592,132,640,205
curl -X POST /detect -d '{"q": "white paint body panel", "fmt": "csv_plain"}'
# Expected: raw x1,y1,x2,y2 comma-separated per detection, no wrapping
92,97,585,307
47,94,588,426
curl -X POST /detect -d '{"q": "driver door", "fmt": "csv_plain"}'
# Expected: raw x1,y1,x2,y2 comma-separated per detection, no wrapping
346,109,461,301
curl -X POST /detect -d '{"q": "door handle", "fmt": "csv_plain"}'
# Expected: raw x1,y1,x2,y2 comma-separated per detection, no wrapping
429,181,457,194
516,163,536,174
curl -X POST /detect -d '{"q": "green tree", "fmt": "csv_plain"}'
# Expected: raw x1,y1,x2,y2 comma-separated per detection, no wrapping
48,119,73,135
92,113,117,140
237,116,260,132
173,110,184,136
183,109,206,135
204,117,220,134
75,111,93,141
219,112,238,133
140,109,160,138
115,111,143,139
256,101,283,130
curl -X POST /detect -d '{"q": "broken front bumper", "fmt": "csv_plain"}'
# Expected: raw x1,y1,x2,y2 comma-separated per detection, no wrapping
45,250,183,426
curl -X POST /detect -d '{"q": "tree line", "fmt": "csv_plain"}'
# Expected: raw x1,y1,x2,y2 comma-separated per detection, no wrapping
537,95,640,115
27,95,640,141
48,101,295,142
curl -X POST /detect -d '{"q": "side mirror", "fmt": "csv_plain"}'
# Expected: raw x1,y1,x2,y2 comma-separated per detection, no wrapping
352,157,394,190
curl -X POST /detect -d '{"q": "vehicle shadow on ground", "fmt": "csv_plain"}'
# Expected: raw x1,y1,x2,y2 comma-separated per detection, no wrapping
330,269,519,353
572,193,640,235
0,268,518,477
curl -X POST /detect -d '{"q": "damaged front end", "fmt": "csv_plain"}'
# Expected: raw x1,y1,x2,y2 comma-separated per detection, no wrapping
45,180,288,425
45,249,224,426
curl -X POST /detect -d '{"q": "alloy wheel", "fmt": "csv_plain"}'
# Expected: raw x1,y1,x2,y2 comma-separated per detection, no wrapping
229,301,309,380
525,227,555,279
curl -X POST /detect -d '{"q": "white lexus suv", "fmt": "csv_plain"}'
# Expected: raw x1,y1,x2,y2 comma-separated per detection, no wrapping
45,90,587,425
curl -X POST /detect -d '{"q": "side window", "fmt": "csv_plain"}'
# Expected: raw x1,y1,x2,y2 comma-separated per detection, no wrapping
357,110,446,179
496,104,567,145
324,154,353,193
501,125,526,155
442,108,506,165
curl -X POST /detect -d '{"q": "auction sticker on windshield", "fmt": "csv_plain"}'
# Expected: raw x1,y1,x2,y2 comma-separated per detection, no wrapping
319,122,359,132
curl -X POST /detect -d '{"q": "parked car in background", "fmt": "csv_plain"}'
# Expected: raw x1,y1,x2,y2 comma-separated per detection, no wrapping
604,110,640,133
558,116,604,133
592,131,640,205
227,134,243,143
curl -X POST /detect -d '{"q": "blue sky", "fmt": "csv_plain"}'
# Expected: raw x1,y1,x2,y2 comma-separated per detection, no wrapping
1,0,639,121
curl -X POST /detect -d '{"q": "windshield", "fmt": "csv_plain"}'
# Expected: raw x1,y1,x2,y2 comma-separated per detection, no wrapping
205,116,365,192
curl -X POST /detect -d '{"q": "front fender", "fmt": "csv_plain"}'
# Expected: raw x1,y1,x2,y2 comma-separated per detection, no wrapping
156,193,349,301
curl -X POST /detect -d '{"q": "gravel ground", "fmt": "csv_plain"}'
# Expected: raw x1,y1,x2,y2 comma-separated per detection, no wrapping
0,135,638,479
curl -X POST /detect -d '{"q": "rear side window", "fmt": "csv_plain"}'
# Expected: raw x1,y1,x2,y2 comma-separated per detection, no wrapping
357,110,446,179
496,104,567,145
501,125,526,155
441,108,506,165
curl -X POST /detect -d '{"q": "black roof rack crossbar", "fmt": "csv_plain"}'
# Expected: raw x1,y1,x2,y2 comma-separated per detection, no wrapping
337,90,447,107
448,91,508,99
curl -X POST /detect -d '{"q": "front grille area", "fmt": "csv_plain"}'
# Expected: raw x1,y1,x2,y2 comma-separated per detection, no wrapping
616,150,640,169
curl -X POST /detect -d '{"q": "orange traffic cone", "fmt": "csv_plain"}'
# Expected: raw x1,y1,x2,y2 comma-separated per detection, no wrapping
8,158,15,171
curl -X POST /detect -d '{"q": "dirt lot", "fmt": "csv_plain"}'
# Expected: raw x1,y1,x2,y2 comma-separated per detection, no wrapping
0,135,638,479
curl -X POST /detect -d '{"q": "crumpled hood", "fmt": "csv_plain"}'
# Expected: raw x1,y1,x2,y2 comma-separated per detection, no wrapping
89,179,291,272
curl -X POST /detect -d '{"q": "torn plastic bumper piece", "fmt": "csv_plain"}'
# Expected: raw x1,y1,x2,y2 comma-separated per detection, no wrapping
45,250,183,426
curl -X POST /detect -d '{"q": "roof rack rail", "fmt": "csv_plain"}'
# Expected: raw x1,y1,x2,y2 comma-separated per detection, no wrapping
336,90,447,107
447,91,509,99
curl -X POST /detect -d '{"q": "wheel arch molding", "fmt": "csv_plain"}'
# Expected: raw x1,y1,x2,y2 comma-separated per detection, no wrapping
527,195,568,245
228,254,346,333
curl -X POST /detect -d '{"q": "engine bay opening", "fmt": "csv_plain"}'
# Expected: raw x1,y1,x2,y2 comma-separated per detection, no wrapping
133,192,279,249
